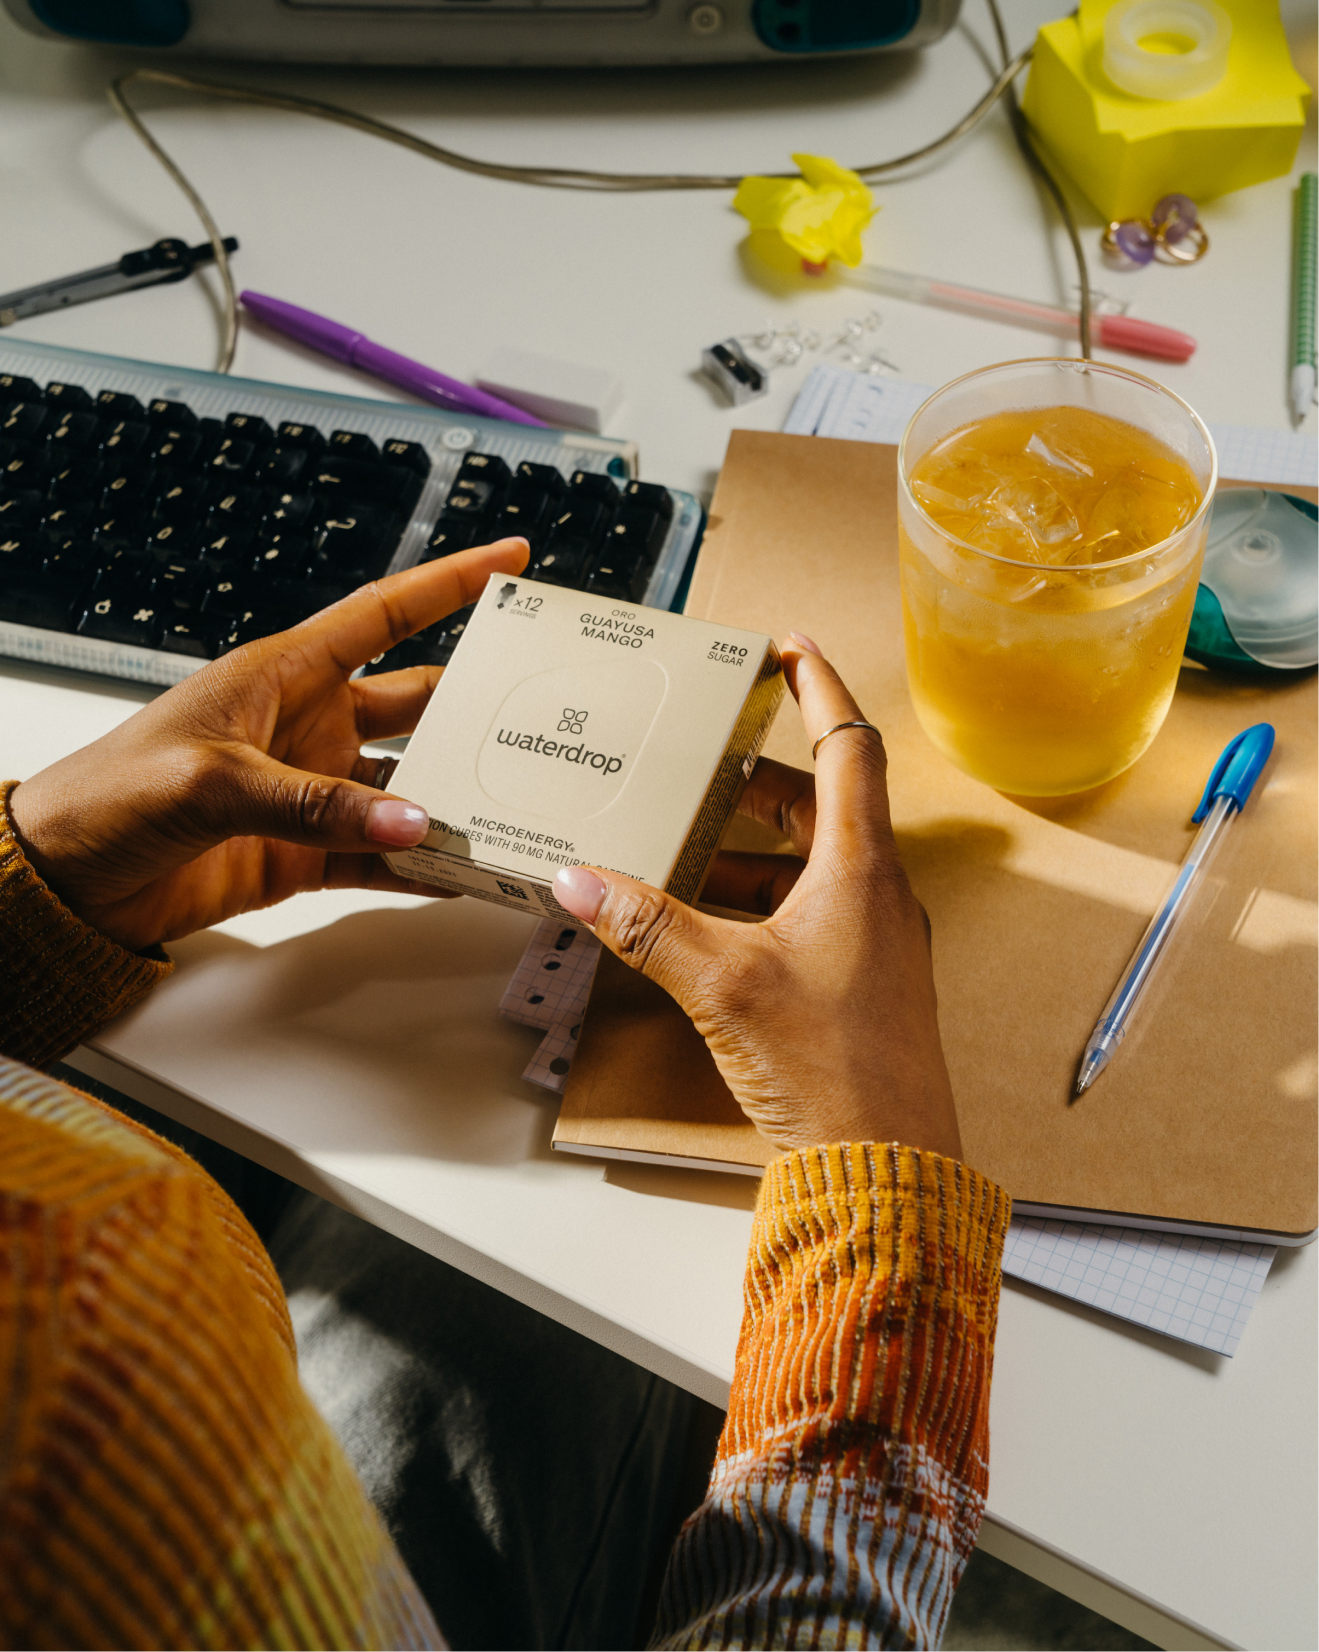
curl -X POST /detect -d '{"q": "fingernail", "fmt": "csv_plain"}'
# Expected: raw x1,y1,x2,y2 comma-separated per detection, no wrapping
554,866,607,924
787,631,823,656
367,798,430,847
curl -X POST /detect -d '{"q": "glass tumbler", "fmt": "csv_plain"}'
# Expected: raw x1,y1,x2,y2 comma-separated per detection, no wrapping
897,358,1217,797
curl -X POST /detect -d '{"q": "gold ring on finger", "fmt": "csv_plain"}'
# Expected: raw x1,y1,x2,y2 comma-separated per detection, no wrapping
811,720,882,761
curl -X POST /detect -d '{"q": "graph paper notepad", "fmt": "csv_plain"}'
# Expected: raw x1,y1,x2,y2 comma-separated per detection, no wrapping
1002,1218,1275,1357
498,933,1275,1353
784,362,1319,486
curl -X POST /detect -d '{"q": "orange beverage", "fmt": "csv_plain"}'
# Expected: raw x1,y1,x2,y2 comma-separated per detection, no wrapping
898,361,1216,796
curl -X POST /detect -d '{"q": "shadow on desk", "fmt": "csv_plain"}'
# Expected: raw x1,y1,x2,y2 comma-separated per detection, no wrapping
93,896,558,1168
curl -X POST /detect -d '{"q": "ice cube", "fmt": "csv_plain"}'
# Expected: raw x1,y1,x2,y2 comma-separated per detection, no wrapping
1025,431,1094,478
987,473,1081,554
1084,469,1196,561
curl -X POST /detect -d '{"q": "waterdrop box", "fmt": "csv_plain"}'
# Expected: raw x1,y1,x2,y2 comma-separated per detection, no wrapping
384,576,785,916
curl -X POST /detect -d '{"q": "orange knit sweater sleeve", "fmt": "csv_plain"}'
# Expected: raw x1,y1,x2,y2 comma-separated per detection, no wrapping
0,780,172,1070
653,1144,1009,1650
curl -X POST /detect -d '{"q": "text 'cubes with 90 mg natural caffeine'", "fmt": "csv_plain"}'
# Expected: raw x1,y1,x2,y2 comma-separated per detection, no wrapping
384,576,785,916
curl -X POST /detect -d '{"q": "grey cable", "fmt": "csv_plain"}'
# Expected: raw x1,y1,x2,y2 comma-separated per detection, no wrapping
107,31,1032,374
108,74,239,373
983,0,1091,358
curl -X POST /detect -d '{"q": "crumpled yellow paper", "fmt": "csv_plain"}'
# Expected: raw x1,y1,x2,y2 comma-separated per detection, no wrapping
733,153,876,269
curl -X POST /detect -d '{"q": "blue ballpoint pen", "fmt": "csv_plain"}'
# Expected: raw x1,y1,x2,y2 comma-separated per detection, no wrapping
1075,724,1276,1097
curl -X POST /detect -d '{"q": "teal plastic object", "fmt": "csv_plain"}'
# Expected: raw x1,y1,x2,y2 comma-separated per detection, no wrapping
30,0,189,43
752,0,916,52
1185,490,1318,674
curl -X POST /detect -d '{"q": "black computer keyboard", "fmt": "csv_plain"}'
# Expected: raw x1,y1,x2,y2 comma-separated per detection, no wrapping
0,339,703,687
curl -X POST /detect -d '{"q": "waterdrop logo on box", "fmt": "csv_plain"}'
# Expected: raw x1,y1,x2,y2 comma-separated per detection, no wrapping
477,658,667,819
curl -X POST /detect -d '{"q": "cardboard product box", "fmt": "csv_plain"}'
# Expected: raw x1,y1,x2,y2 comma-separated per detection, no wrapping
385,575,785,917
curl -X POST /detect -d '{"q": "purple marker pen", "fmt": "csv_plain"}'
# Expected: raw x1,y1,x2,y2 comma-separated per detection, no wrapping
239,290,547,428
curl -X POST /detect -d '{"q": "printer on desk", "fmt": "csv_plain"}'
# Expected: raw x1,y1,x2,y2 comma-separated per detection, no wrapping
5,0,959,65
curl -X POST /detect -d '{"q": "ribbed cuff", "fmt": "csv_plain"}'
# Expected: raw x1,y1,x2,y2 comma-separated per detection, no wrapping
725,1142,1010,1458
0,781,173,1070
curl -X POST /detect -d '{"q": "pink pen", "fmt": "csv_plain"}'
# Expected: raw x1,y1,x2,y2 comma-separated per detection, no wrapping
840,263,1196,362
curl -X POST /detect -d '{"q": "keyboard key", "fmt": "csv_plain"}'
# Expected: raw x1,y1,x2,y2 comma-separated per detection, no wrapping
101,419,150,466
206,485,264,529
250,534,312,579
96,391,146,419
308,458,422,513
586,540,651,602
0,402,52,442
0,491,42,529
49,460,107,503
153,476,209,522
148,521,200,559
146,398,198,429
149,427,202,469
151,558,207,605
225,412,275,445
1,450,50,493
312,505,401,579
568,469,619,506
200,529,256,572
0,531,41,572
422,521,477,560
100,464,156,508
77,591,164,649
43,540,97,596
253,447,308,489
47,410,103,453
516,460,567,498
160,616,213,658
263,490,317,533
202,577,257,620
91,512,147,554
329,430,380,461
545,501,606,548
0,374,42,401
276,421,326,455
459,452,512,489
207,436,255,476
381,439,431,478
0,570,77,632
437,491,487,521
530,539,594,587
44,382,94,410
623,480,674,522
42,502,94,539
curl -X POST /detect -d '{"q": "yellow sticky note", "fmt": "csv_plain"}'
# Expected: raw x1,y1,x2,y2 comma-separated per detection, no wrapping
1022,0,1311,222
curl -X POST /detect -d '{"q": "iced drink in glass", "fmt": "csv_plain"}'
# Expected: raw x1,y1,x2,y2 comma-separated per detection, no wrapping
898,359,1217,796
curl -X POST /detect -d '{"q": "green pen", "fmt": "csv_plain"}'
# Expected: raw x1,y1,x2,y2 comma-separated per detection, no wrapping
1291,172,1316,426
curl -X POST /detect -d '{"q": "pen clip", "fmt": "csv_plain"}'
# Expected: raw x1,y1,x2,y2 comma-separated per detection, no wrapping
1191,723,1276,822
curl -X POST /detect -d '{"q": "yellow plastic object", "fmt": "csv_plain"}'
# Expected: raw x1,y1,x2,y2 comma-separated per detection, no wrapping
733,154,876,269
1022,0,1311,222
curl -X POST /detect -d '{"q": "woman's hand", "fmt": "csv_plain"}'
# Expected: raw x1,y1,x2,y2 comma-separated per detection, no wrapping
8,539,528,952
553,637,961,1159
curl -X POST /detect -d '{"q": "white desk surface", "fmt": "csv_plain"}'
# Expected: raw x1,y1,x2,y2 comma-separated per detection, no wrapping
3,6,1316,1649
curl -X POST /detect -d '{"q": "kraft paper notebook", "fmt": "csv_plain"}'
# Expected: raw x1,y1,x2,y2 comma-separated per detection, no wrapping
553,431,1318,1243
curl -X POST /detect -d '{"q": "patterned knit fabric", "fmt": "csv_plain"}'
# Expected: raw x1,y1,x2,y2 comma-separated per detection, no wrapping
0,1060,444,1650
0,780,172,1070
653,1143,1009,1650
